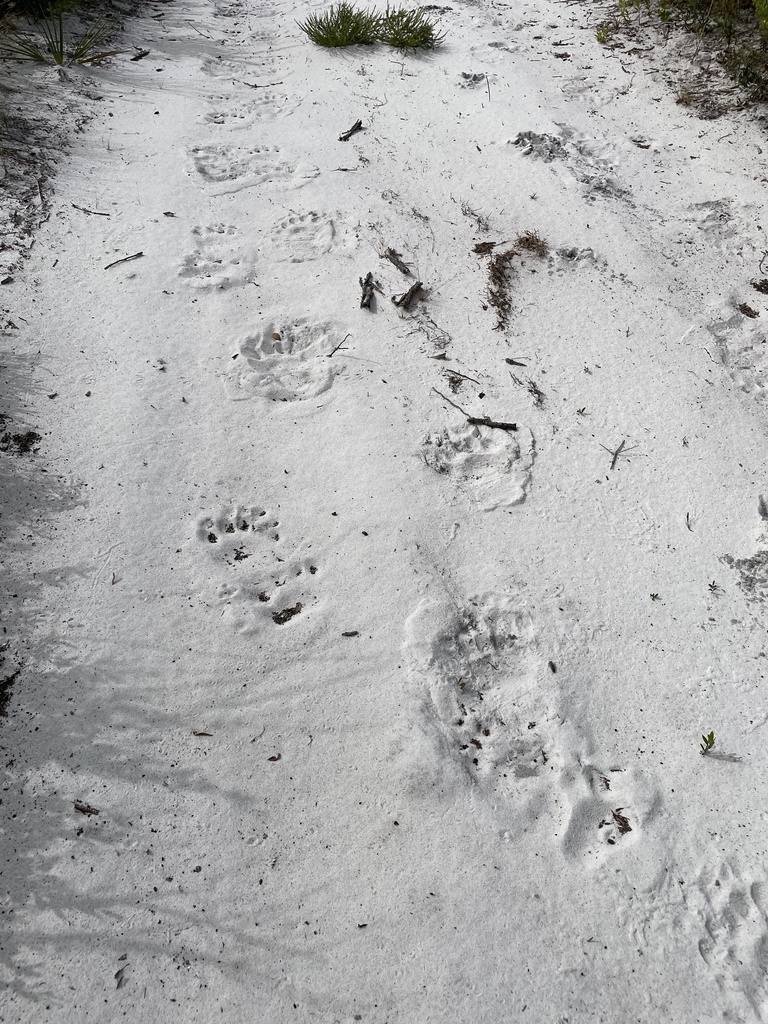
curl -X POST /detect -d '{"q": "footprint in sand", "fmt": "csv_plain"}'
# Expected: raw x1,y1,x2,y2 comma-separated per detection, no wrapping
205,91,300,126
201,53,281,79
402,593,558,795
556,760,660,867
216,547,319,633
708,304,768,410
224,320,343,402
421,421,533,511
722,497,768,608
178,224,255,290
196,504,280,552
191,145,319,192
691,861,768,1019
195,505,319,632
266,211,355,263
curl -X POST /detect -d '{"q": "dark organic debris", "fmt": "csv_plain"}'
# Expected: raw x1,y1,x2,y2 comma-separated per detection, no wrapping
0,430,41,455
473,240,497,255
272,602,303,625
74,800,100,816
381,247,411,275
0,664,21,717
359,271,377,309
392,280,423,309
752,279,768,294
487,248,517,330
342,630,360,637
339,118,364,141
738,302,760,318
612,809,632,835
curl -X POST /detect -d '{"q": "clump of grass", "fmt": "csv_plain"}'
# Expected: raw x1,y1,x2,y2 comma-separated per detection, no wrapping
376,5,445,49
515,230,549,258
297,2,381,46
1,6,120,65
603,0,768,103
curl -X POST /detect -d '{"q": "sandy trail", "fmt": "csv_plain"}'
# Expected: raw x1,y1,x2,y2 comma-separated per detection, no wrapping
2,0,768,1019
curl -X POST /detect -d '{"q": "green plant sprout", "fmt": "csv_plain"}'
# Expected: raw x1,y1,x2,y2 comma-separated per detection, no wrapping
700,730,716,755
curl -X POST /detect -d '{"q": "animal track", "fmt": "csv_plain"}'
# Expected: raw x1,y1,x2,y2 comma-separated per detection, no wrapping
403,594,554,791
224,320,342,402
708,308,768,410
558,761,659,866
511,127,628,202
216,548,319,633
267,211,350,263
191,145,319,192
422,422,533,511
195,506,319,632
693,861,768,1019
197,504,280,554
178,224,255,290
205,91,300,126
201,53,280,79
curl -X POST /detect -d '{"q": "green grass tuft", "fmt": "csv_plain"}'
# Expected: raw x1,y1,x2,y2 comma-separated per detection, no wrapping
377,5,445,49
296,2,381,46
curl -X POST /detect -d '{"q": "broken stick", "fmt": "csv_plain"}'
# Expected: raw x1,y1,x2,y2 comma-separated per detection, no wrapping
360,272,376,309
432,388,516,431
104,251,144,271
339,118,364,141
392,280,423,309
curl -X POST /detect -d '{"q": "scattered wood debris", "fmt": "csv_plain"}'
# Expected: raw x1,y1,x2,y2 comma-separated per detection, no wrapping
752,279,768,294
473,240,497,255
487,248,517,330
392,280,423,309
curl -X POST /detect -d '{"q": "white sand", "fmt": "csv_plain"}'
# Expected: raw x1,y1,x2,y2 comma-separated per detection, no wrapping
2,0,768,1020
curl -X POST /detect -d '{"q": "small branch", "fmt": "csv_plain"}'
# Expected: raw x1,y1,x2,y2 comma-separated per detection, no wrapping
327,334,351,357
130,48,150,61
445,368,482,386
432,388,516,432
392,280,423,309
486,73,491,102
339,118,364,141
468,415,517,431
504,356,527,367
104,251,144,271
72,202,110,217
359,272,376,309
243,80,284,89
599,438,638,470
